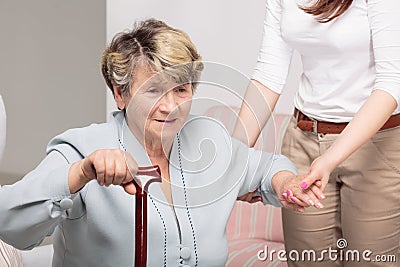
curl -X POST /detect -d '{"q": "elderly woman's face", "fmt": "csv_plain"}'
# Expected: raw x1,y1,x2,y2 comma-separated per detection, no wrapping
123,66,193,143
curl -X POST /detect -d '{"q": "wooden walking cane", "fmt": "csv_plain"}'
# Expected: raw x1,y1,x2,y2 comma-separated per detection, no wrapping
133,166,162,267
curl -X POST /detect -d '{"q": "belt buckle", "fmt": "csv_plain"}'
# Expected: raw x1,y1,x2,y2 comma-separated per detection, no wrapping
311,119,318,135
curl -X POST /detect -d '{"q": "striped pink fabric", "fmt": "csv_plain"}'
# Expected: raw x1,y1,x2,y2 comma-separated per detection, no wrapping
226,239,287,267
0,184,23,267
227,201,284,243
204,105,290,267
0,240,23,267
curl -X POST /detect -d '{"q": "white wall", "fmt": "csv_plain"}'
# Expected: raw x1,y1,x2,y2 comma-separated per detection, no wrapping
106,0,302,116
0,0,106,182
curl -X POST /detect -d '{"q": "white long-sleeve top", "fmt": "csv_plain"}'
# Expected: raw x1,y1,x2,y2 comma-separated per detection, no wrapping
253,0,400,122
0,112,296,267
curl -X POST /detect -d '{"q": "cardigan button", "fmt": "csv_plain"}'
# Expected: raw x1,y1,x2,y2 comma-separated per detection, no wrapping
60,198,73,210
180,247,191,260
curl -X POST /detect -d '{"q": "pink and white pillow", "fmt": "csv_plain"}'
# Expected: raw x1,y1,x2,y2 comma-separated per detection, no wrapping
204,105,291,266
0,239,23,267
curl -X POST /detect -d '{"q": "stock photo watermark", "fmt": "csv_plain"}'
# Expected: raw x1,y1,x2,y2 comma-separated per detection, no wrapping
257,238,397,263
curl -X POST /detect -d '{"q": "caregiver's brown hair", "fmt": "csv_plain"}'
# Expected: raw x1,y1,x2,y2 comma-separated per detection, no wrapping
301,0,353,23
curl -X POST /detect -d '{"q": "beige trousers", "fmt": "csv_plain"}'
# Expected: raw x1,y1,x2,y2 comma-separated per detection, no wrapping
281,116,400,267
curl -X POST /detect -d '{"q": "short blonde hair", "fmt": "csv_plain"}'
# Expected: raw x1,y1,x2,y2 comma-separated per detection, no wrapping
101,19,203,95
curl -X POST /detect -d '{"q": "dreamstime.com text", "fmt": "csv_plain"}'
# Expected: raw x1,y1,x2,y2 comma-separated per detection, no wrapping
257,239,397,263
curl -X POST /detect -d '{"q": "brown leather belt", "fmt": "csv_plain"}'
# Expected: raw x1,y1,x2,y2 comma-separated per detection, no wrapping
294,108,400,134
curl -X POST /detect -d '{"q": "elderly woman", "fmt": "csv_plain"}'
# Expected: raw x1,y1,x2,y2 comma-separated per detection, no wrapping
0,19,320,266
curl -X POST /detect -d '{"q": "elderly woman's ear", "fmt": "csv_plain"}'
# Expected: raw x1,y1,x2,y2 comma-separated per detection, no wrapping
113,84,127,110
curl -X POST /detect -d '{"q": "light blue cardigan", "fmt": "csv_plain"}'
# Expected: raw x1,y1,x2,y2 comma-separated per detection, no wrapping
0,111,296,267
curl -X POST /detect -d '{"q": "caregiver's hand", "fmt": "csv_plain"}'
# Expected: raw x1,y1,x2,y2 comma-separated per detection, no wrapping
69,149,138,195
273,171,325,212
300,155,335,192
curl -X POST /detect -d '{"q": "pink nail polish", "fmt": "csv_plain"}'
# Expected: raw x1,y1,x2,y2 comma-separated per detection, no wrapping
301,182,307,189
282,193,287,200
290,196,296,202
286,190,291,197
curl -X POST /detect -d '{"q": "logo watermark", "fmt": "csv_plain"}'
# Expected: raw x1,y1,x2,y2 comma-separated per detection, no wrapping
257,238,397,263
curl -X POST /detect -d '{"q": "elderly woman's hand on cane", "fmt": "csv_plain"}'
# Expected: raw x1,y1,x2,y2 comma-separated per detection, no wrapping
68,149,138,194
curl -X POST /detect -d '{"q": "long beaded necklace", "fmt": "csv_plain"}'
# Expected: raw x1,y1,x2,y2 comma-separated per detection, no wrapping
118,118,198,266
176,134,199,267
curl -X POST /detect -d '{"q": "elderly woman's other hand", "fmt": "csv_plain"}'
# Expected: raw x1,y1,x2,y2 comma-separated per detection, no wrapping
237,191,263,203
272,171,325,212
68,149,138,195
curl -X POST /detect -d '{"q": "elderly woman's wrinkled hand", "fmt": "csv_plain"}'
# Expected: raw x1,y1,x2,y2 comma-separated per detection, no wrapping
68,149,138,195
237,191,262,203
272,171,325,212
